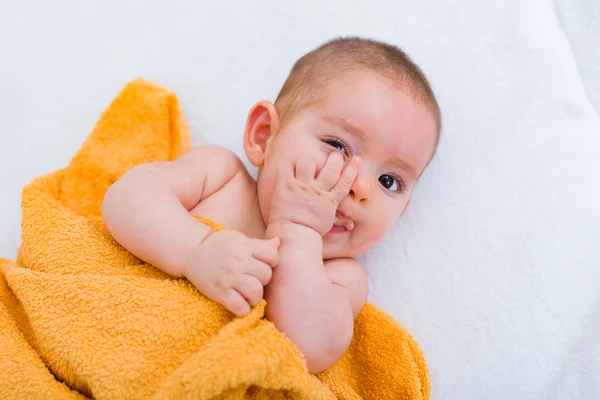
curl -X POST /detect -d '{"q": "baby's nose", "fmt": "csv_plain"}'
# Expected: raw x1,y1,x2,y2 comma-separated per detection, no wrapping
349,175,370,204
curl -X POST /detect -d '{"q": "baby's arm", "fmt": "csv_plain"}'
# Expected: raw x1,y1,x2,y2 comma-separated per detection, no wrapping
102,145,241,277
103,145,279,316
265,224,368,373
264,153,368,373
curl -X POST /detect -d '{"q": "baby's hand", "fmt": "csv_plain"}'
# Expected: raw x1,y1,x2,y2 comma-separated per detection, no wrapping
269,152,361,236
184,230,280,316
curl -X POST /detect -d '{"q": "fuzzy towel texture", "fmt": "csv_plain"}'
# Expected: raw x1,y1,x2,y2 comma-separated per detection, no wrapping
0,79,430,400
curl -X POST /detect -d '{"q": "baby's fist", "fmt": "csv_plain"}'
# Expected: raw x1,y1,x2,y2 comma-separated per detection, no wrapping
184,229,280,316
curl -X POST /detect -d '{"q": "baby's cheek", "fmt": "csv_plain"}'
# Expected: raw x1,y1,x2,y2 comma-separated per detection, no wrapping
374,212,397,240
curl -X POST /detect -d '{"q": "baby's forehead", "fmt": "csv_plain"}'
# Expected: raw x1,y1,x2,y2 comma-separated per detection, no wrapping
318,69,419,99
314,71,428,114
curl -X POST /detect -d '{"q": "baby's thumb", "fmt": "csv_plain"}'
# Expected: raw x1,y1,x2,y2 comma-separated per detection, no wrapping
268,237,281,248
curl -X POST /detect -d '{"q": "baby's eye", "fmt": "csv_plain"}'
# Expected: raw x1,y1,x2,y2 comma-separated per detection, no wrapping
324,138,348,155
379,174,403,192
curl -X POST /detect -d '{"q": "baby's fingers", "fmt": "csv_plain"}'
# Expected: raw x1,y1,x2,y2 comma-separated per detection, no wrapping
332,156,361,199
245,259,273,286
235,275,264,307
251,237,280,267
222,288,251,317
316,151,344,189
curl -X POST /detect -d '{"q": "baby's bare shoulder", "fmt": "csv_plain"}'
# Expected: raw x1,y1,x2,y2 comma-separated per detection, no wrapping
181,144,246,181
183,145,244,170
149,145,249,207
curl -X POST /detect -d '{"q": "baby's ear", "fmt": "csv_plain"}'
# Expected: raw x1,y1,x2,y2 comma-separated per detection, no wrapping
243,101,279,167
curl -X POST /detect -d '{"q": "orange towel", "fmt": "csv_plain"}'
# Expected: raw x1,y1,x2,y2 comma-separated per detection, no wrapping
0,79,430,399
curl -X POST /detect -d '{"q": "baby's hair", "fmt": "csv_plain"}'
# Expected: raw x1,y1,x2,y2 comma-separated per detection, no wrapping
274,36,441,153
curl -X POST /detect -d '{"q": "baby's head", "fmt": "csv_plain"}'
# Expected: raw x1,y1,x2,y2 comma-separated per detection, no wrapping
244,37,440,259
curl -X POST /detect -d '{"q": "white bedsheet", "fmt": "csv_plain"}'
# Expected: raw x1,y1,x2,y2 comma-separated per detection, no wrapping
1,1,598,399
556,0,600,115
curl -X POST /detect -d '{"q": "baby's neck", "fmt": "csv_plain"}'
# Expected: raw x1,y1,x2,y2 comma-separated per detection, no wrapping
245,189,268,239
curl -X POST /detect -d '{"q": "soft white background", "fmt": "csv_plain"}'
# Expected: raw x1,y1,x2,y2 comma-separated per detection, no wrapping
1,1,599,399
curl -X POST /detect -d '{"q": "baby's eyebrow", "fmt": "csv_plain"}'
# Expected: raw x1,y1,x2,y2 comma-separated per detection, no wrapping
388,158,418,181
322,116,367,143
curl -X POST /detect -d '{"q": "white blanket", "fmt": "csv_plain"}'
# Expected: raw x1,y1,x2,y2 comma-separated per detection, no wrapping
1,1,598,399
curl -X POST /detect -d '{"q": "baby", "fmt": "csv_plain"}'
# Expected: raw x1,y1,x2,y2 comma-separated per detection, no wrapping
102,37,441,373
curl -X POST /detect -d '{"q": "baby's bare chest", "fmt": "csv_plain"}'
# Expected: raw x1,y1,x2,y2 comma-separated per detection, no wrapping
190,173,265,239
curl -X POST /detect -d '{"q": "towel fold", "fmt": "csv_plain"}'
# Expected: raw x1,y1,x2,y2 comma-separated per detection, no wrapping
0,79,430,400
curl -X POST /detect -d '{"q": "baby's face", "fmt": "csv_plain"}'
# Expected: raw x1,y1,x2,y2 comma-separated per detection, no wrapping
257,71,437,259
